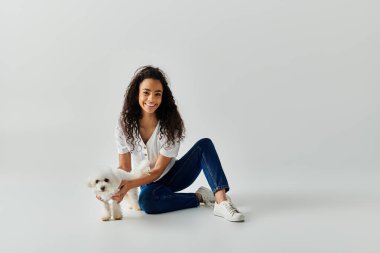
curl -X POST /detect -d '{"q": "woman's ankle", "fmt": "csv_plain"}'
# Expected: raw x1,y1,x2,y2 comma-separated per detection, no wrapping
214,189,227,204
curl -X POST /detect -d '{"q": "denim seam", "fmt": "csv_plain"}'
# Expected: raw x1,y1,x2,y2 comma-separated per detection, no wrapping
201,149,218,191
149,186,198,208
150,185,197,200
178,193,198,200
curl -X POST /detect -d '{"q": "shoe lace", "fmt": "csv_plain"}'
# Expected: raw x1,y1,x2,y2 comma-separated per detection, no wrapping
223,201,240,215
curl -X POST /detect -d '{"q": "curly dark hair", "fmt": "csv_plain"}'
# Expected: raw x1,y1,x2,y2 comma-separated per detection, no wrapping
120,65,185,151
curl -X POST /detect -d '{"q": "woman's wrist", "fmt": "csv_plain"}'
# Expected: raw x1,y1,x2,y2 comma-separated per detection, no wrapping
121,180,132,193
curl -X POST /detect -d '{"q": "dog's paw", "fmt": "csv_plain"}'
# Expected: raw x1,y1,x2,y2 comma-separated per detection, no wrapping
132,204,141,211
112,207,123,220
113,214,123,220
101,215,111,221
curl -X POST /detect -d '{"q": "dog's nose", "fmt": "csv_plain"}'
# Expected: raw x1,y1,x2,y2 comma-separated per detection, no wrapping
100,186,105,191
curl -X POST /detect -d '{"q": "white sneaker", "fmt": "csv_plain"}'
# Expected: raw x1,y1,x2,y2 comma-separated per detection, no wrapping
196,186,215,207
214,198,245,222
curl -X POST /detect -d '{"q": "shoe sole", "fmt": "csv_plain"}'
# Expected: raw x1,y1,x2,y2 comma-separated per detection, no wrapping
214,212,245,222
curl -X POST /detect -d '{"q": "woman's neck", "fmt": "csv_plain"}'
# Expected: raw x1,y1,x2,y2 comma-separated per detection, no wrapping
139,113,158,129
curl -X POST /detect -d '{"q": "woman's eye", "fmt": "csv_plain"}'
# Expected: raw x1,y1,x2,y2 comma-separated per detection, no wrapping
104,178,109,183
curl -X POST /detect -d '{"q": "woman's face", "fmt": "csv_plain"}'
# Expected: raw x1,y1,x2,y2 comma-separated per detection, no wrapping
138,78,163,115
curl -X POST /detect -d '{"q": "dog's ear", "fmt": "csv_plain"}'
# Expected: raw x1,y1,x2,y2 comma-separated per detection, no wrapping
87,176,95,188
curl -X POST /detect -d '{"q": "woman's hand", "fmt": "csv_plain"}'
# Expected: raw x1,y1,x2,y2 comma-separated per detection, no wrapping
112,180,130,203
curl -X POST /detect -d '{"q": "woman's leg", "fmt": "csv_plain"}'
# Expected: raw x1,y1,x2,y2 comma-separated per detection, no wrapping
161,138,229,193
139,138,230,214
139,183,199,214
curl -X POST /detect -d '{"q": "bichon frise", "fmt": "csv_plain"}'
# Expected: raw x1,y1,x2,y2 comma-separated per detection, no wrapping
88,160,150,221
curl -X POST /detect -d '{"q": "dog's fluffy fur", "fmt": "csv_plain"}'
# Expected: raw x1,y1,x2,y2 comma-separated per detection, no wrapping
87,160,150,221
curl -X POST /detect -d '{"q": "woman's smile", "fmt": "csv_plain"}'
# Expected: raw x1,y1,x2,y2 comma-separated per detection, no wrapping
145,103,158,109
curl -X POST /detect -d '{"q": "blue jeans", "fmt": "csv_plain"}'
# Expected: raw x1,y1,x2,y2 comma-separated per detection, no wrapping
138,138,230,214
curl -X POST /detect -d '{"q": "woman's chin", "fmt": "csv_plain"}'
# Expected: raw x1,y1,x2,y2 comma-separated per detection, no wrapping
142,108,157,114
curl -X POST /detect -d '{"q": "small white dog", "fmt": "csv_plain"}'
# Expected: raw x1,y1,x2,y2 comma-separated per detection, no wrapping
87,160,150,221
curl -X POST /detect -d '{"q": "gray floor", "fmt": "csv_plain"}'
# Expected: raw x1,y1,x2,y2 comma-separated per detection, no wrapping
1,167,379,253
1,1,379,251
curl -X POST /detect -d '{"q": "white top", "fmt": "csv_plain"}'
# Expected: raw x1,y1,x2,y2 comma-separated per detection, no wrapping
115,120,180,181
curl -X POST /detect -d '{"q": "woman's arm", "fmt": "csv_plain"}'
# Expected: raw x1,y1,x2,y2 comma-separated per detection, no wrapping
128,154,172,188
119,153,132,172
112,154,172,202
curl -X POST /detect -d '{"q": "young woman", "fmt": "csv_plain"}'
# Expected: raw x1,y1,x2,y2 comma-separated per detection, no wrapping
108,65,244,222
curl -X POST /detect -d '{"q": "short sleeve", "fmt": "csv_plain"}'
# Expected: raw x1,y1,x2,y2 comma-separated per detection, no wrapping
114,120,131,154
159,135,180,158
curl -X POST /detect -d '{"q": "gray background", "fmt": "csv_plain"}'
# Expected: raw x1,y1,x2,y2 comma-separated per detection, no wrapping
1,0,379,252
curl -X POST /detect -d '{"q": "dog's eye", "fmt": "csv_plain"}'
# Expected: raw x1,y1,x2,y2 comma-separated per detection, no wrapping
95,180,99,184
104,178,109,183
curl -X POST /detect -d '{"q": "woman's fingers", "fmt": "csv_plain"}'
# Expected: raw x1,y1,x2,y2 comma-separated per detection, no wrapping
116,194,123,203
111,191,125,203
112,193,121,201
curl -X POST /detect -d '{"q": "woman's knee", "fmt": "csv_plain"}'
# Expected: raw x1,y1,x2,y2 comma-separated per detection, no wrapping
139,188,159,214
196,138,213,148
